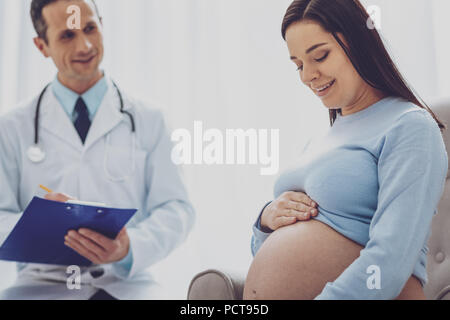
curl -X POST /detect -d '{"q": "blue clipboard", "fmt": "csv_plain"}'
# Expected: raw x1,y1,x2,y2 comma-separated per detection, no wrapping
0,197,137,266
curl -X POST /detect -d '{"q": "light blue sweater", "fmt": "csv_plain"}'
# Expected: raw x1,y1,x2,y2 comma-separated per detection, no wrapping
251,96,448,299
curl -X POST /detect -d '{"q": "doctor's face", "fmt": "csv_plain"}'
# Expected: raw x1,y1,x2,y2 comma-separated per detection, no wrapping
34,0,104,86
285,20,378,115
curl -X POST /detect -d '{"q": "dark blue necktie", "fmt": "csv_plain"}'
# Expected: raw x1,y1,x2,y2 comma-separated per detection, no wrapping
74,97,91,144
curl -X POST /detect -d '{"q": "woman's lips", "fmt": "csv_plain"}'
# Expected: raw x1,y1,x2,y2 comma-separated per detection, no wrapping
314,80,336,98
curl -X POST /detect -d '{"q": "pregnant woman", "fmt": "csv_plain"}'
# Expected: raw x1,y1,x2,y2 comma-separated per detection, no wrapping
244,0,448,300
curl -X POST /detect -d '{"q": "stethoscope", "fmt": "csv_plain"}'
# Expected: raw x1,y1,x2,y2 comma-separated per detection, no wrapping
27,80,137,182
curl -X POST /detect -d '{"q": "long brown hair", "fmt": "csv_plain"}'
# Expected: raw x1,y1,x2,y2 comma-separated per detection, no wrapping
282,0,446,131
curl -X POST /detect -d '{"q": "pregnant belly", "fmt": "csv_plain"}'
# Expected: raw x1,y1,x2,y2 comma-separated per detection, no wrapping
244,219,425,300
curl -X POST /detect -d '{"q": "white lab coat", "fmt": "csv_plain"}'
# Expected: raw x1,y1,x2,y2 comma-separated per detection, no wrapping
0,78,195,300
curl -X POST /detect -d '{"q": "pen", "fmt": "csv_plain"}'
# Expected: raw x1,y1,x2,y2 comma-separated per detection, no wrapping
39,185,53,193
39,185,107,207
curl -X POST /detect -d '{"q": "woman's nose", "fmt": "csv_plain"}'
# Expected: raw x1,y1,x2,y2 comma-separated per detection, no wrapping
301,65,320,84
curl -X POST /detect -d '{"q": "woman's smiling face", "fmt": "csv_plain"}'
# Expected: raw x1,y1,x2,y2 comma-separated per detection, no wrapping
285,20,382,116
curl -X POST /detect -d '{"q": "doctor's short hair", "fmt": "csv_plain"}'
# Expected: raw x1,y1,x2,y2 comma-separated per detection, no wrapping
30,0,101,44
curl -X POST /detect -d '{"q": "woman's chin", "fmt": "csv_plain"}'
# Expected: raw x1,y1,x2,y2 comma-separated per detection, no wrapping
319,97,339,109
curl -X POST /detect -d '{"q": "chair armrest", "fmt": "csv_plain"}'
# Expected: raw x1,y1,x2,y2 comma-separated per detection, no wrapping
187,269,246,300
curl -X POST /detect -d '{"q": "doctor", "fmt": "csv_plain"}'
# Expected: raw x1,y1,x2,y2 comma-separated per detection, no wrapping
0,0,195,300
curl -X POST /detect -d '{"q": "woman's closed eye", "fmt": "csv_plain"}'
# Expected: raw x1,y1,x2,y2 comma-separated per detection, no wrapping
296,51,330,71
315,51,330,62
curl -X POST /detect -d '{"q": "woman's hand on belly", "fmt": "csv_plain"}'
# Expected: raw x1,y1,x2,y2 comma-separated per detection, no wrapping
261,192,319,231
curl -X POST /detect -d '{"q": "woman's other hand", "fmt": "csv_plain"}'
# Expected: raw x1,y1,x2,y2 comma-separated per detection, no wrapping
261,192,318,231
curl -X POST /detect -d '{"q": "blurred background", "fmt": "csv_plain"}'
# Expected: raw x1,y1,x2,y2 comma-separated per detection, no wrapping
0,0,449,299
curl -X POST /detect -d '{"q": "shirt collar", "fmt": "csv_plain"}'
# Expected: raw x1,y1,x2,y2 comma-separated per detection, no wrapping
52,74,108,120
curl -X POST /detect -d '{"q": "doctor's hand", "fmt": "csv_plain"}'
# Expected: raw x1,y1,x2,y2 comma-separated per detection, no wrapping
45,193,75,202
64,227,130,265
261,191,318,232
43,192,130,264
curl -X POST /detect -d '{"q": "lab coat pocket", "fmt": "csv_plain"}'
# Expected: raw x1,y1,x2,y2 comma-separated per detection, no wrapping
103,146,148,185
